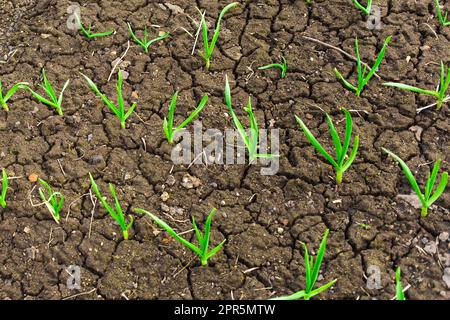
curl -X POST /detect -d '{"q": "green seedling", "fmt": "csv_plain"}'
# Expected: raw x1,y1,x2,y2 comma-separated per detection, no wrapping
89,173,134,240
0,80,28,112
76,14,114,39
335,36,391,97
271,229,337,300
258,56,288,79
352,0,372,15
127,23,170,54
27,69,70,116
396,267,406,301
382,148,448,217
38,179,64,224
225,76,277,162
163,91,208,144
81,70,137,129
199,2,239,69
295,108,359,184
384,61,450,110
135,208,225,266
436,0,450,26
0,169,8,208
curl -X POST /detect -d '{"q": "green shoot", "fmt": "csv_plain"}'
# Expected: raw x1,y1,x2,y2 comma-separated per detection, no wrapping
295,108,359,184
0,80,28,112
76,14,114,39
335,35,391,97
81,70,137,129
271,229,337,300
127,23,170,54
38,178,64,224
396,267,406,300
258,56,288,79
89,173,134,240
163,91,208,145
135,208,225,266
199,2,239,69
436,0,450,26
225,75,277,163
0,169,8,208
27,69,70,116
384,61,450,110
352,0,372,15
382,148,448,217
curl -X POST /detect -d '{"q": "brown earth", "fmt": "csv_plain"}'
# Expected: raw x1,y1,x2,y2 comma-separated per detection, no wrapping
0,0,449,300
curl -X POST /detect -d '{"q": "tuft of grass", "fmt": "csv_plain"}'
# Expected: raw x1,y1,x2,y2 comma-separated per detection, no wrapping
352,0,372,15
0,169,8,208
89,173,134,240
199,2,239,70
295,108,359,184
396,267,406,300
127,23,170,54
76,14,115,39
135,207,226,266
436,0,450,26
335,36,391,97
258,56,288,79
271,229,337,300
0,80,28,112
38,178,64,224
81,70,137,129
163,91,208,145
382,148,448,217
27,69,70,116
384,61,450,110
225,75,278,163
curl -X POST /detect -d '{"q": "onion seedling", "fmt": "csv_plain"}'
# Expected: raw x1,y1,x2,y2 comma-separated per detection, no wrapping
258,56,288,79
352,0,372,15
271,229,337,300
396,267,406,301
76,14,114,39
135,208,226,266
199,2,239,69
382,148,448,217
163,91,208,144
89,173,134,240
38,178,64,224
27,69,70,116
436,0,450,26
383,61,450,110
295,108,359,184
0,169,8,208
335,35,391,97
0,80,28,112
81,70,137,129
127,23,170,54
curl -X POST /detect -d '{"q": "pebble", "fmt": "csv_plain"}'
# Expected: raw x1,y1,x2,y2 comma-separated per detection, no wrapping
424,241,437,255
28,173,38,183
161,203,170,212
439,232,449,242
277,227,283,234
181,174,201,189
166,175,176,187
443,268,450,289
161,192,169,202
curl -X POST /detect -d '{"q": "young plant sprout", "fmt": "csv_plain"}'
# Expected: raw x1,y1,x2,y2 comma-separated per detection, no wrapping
335,35,391,97
89,173,134,240
383,61,450,110
163,91,208,145
81,70,137,129
199,2,239,69
396,267,406,301
127,23,170,54
38,178,64,224
436,0,450,26
0,80,28,112
258,56,288,79
295,108,359,184
27,69,70,116
271,229,337,300
76,14,115,39
135,208,225,266
225,75,277,162
382,148,448,217
0,169,8,208
352,0,372,15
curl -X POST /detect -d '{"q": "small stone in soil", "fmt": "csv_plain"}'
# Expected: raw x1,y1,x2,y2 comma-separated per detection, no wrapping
28,173,38,183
